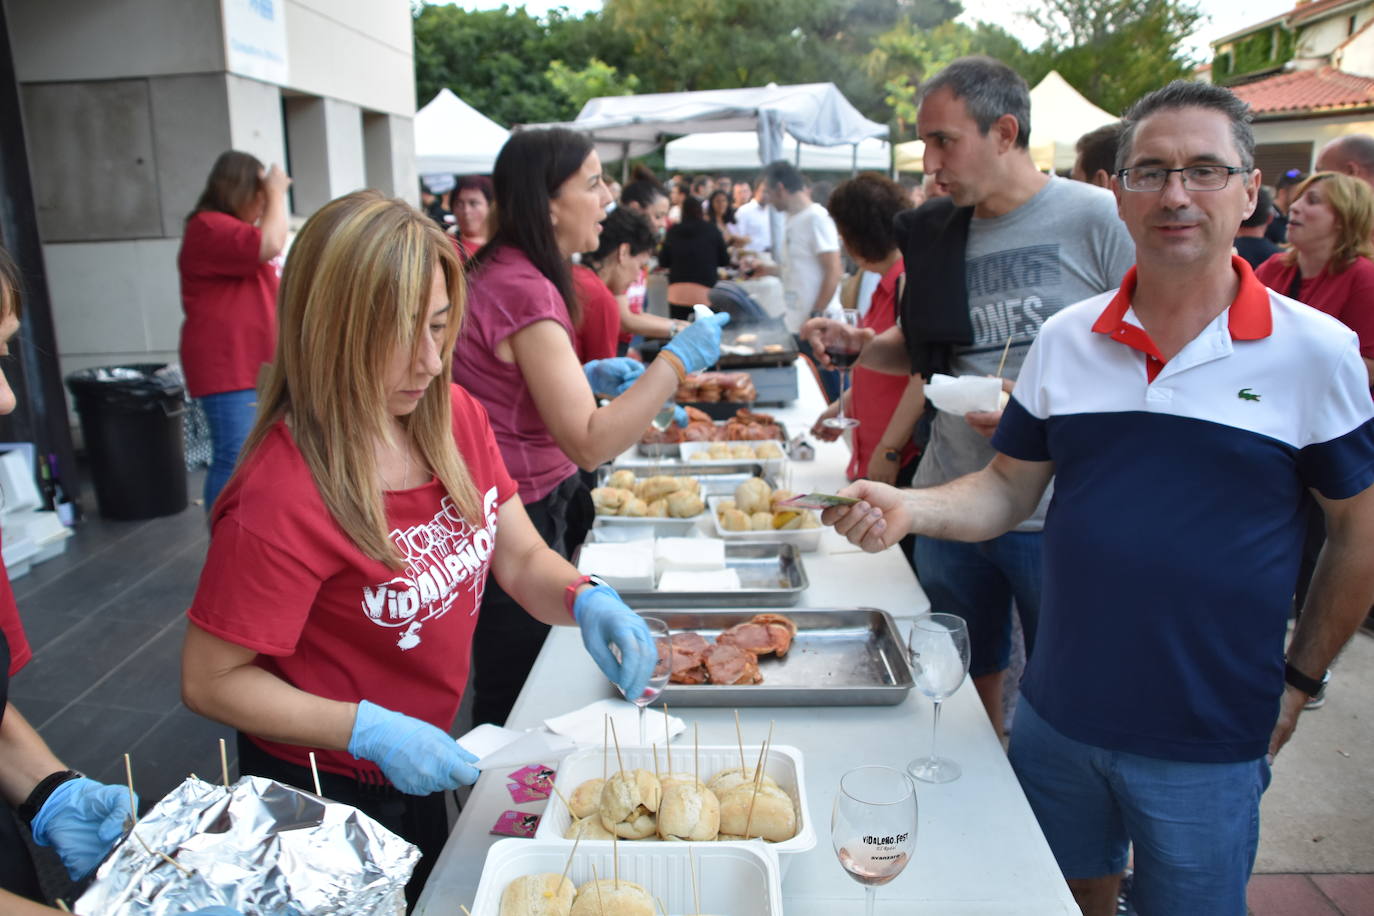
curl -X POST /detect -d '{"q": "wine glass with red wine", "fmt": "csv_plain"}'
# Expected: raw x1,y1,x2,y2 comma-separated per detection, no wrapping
832,765,918,916
822,308,862,430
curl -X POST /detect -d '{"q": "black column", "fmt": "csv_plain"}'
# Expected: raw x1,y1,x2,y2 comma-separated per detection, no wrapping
0,4,81,514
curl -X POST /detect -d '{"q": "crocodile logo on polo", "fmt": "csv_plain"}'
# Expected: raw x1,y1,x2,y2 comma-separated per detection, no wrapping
1238,388,1261,402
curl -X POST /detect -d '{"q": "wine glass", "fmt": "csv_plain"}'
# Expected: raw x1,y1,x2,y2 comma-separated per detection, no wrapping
821,309,862,430
832,765,918,916
906,613,971,784
612,616,672,743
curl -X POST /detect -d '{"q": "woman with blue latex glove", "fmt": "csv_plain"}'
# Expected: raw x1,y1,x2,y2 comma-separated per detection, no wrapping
453,129,727,727
178,193,665,908
0,251,138,912
572,583,655,700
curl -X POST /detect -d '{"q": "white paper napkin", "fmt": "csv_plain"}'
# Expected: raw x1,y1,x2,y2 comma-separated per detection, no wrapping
544,698,686,746
924,373,1003,414
455,723,579,769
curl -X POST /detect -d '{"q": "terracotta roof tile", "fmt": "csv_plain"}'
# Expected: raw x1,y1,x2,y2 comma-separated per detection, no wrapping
1231,66,1374,115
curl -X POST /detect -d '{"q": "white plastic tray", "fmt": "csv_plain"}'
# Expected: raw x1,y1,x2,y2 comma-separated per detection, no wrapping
706,496,823,552
534,743,815,876
472,838,782,916
680,440,787,476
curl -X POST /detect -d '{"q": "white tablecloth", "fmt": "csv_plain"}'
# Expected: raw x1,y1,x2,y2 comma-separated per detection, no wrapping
415,364,1075,914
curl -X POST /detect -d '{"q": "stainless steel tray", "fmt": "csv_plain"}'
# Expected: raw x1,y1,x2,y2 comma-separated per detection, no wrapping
598,463,772,498
651,608,913,707
637,420,790,458
610,542,806,608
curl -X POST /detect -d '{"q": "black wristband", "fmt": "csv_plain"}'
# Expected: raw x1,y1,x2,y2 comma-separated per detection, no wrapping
16,769,82,826
1284,662,1328,698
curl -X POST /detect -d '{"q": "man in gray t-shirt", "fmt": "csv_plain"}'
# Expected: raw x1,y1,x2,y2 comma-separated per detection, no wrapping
803,57,1134,734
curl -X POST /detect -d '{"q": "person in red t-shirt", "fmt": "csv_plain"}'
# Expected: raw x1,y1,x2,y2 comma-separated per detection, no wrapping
0,249,173,914
811,174,925,487
573,207,683,362
450,174,492,261
178,151,291,512
180,192,656,904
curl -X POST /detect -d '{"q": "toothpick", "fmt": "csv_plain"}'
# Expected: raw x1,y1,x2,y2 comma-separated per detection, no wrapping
123,753,136,824
308,752,322,797
55,901,70,912
734,709,746,771
558,819,584,890
613,832,620,890
663,703,672,774
694,723,700,786
656,897,670,916
995,332,1014,378
753,721,775,783
460,907,473,916
609,717,626,775
744,728,772,839
652,742,660,782
591,864,607,916
603,714,609,783
549,779,575,818
689,845,701,915
219,737,229,789
132,827,193,876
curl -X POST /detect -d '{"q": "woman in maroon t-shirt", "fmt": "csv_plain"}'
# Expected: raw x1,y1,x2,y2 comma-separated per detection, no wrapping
177,151,291,512
180,193,655,903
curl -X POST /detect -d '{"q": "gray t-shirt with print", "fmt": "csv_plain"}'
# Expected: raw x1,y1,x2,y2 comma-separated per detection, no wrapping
911,176,1136,530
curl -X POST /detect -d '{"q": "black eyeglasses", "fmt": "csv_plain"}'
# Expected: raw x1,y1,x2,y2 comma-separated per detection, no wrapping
1117,165,1247,192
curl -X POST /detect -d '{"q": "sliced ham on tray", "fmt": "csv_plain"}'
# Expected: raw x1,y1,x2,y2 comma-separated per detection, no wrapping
668,631,710,684
702,642,763,685
715,613,798,658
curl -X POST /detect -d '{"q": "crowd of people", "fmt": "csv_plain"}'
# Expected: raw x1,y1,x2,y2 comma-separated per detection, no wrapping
2,49,1373,916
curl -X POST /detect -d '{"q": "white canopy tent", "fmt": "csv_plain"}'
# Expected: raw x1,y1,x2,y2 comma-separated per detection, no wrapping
414,89,510,186
534,82,888,170
664,130,890,172
1028,71,1117,173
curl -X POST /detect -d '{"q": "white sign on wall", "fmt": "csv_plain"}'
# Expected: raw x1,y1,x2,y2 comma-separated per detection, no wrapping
222,0,289,86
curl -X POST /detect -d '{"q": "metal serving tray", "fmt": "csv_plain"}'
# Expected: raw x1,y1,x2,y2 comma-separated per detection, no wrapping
653,608,913,707
612,542,806,609
637,420,790,458
599,462,772,498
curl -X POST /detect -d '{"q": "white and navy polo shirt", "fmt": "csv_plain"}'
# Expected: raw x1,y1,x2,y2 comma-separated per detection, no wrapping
992,256,1374,763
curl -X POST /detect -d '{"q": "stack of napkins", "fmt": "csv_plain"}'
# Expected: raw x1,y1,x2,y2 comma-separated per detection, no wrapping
653,536,738,590
544,698,686,745
577,540,654,590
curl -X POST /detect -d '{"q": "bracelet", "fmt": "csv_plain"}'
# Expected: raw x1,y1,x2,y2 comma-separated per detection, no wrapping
1284,661,1328,697
657,350,688,383
17,769,82,825
564,574,607,621
879,447,902,462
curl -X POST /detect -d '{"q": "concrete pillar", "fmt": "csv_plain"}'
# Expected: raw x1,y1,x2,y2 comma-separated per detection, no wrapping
363,111,417,204
148,74,232,236
285,95,364,216
226,74,286,179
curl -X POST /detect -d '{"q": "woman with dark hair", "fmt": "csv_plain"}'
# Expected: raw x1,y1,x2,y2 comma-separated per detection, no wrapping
707,188,743,247
659,194,731,320
178,150,291,511
811,173,924,487
573,207,683,361
454,128,727,725
451,174,493,258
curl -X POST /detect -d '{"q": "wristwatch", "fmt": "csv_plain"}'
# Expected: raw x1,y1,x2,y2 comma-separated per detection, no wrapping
17,769,82,825
1284,661,1329,698
564,574,608,621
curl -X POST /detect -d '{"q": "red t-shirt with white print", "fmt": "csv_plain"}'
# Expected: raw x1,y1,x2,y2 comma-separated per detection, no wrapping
187,384,518,781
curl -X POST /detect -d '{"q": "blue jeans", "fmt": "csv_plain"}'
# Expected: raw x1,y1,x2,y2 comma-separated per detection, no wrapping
913,531,1041,678
200,389,258,512
1010,699,1269,915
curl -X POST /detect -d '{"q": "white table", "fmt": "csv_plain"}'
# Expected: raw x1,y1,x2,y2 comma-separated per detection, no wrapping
416,364,1076,914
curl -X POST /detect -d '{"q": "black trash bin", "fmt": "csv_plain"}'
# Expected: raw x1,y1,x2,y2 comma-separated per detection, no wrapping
65,364,188,520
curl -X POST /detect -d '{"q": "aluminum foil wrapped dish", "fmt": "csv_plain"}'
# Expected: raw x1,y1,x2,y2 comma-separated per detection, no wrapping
75,774,418,915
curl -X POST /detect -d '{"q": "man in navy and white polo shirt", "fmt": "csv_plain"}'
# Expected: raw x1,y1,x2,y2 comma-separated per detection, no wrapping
822,81,1374,915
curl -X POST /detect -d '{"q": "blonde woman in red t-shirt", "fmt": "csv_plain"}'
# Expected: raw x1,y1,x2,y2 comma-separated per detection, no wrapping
180,192,656,903
177,151,291,512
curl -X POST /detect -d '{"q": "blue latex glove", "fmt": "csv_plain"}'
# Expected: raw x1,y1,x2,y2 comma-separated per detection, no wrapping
347,700,481,795
30,776,136,880
584,357,645,397
573,584,655,700
663,311,730,374
673,405,690,428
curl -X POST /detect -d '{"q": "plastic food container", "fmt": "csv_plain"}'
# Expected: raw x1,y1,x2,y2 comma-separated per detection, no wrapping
707,496,823,553
679,440,788,476
472,838,782,916
534,743,815,877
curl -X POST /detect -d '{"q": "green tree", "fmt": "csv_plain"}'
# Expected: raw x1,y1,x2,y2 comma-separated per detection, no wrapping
546,58,641,115
1024,0,1203,116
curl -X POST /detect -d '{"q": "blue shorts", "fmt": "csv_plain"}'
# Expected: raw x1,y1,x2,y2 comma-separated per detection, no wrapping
1009,699,1270,916
913,532,1041,678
